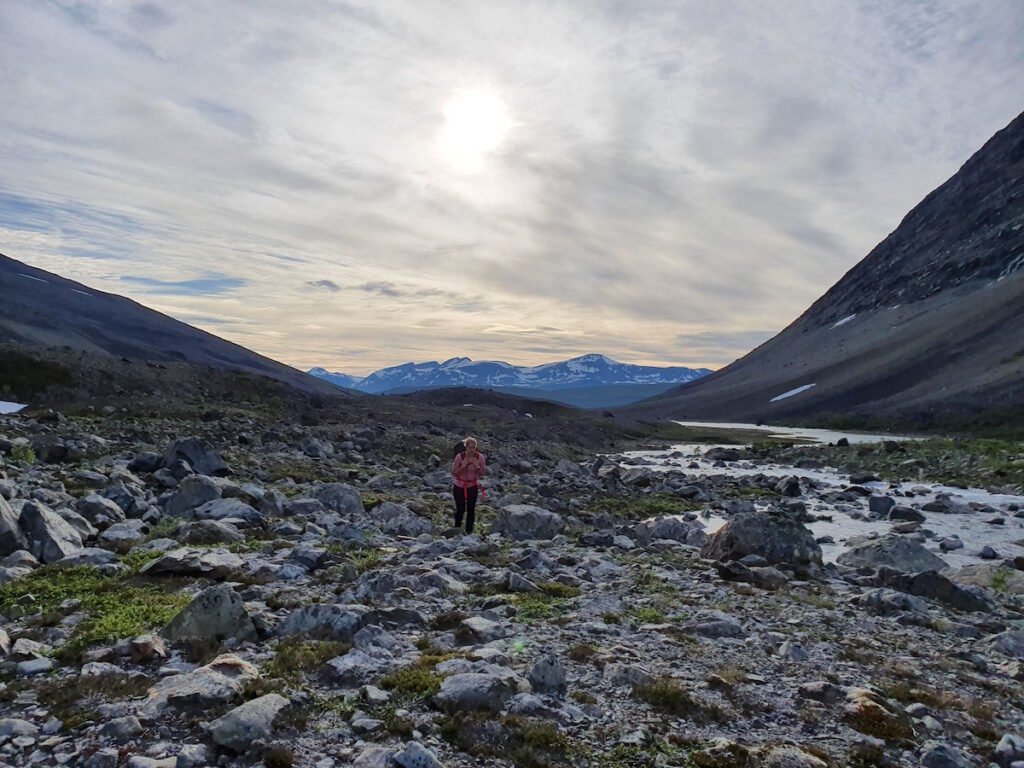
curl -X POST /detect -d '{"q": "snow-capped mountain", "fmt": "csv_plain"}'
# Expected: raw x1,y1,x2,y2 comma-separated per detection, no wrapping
309,354,711,395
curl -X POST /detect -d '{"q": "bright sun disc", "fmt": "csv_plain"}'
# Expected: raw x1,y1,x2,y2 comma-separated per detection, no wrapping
438,88,510,170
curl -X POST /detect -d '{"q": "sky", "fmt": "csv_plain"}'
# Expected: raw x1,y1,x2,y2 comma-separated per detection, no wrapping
1,1,1023,376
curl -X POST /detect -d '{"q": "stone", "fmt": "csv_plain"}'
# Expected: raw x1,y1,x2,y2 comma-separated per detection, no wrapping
890,505,925,522
0,718,39,738
178,519,244,545
193,498,263,526
990,631,1024,658
18,500,83,563
0,495,29,556
680,610,746,639
528,652,567,694
604,663,655,689
882,570,993,613
164,476,222,518
139,547,243,579
491,504,565,541
836,535,947,573
353,747,399,768
130,634,168,663
868,495,896,515
99,521,148,553
776,476,802,497
393,741,444,768
325,650,389,685
459,616,506,643
761,746,828,768
701,512,821,574
206,693,290,752
277,603,373,641
996,734,1024,767
920,741,971,768
141,654,258,715
76,494,126,529
161,437,229,477
100,716,144,741
376,502,432,537
311,483,365,515
434,672,520,712
162,583,257,643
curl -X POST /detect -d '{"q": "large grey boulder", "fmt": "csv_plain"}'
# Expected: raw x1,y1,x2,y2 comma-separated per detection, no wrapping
701,512,821,574
165,476,222,518
648,516,708,546
141,655,258,715
193,498,263,526
989,630,1024,658
491,505,565,541
995,734,1024,767
0,496,28,556
162,437,229,477
920,741,971,768
139,548,242,580
19,500,84,563
311,483,364,516
76,494,126,530
393,742,444,768
162,584,257,643
377,502,432,537
836,535,948,573
206,693,290,752
277,603,373,642
528,652,567,694
882,570,992,613
178,520,244,545
99,520,148,553
434,672,520,712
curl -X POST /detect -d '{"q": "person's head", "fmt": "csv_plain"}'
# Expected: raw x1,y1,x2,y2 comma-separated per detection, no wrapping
464,436,478,453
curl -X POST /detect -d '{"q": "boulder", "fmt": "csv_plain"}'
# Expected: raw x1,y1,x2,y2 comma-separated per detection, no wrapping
648,516,707,546
868,495,895,515
491,505,565,541
920,741,971,768
434,672,519,712
760,746,827,768
0,496,28,556
193,498,263,526
528,652,567,694
206,693,290,752
18,500,83,564
164,476,222,518
889,505,925,523
311,483,364,516
995,734,1024,767
836,535,947,573
162,584,257,643
161,437,229,477
76,494,126,529
99,520,148,553
377,502,432,537
178,520,244,545
139,548,243,580
393,741,444,768
700,512,821,574
277,603,373,642
141,655,258,715
882,571,993,613
989,630,1024,658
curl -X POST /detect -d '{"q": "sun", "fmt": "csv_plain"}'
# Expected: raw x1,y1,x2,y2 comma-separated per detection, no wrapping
437,87,511,171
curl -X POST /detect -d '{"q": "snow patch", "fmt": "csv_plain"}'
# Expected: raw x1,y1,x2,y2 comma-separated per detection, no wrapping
0,401,27,415
831,314,856,328
71,289,91,297
18,273,48,283
770,383,817,403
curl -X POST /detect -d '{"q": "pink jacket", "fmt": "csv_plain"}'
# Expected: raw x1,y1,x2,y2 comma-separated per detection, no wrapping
453,452,486,488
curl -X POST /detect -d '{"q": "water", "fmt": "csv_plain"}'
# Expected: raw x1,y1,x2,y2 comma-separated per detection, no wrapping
622,423,1024,569
672,420,919,445
0,401,26,415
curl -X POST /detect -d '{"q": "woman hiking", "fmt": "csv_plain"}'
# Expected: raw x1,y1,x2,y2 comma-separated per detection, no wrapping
452,436,485,534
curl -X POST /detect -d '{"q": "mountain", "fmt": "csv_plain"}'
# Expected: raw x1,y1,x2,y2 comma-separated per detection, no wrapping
0,252,340,397
309,354,711,398
625,109,1024,431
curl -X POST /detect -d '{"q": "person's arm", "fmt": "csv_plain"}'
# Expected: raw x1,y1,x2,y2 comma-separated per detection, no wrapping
453,454,466,479
477,454,486,476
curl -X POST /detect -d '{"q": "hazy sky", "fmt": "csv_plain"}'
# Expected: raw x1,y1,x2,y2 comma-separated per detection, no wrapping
2,1,1023,375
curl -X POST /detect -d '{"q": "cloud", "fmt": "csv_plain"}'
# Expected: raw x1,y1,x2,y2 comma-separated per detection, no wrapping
120,275,246,295
1,0,1023,374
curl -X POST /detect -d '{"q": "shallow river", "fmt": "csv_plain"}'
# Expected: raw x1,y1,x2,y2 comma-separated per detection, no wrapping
620,422,1024,569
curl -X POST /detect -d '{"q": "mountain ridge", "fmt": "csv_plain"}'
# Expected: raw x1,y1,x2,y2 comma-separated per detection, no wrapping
310,354,711,395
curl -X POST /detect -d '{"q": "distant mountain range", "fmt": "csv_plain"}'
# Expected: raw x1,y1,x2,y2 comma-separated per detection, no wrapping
625,108,1024,431
309,354,711,406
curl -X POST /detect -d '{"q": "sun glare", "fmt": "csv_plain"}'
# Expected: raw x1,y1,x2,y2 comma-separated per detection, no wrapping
438,88,511,171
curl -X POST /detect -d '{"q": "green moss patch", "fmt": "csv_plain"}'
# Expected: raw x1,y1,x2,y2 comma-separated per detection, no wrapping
633,679,727,723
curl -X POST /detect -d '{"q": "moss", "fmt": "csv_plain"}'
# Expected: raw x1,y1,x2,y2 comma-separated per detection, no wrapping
266,638,349,681
537,581,581,599
509,592,574,623
9,444,36,464
326,544,382,574
0,564,189,659
379,667,444,700
568,643,598,663
429,609,468,631
24,674,154,730
590,494,702,520
570,690,597,705
440,713,575,768
633,679,727,723
263,747,295,768
626,606,667,625
990,567,1012,594
844,702,915,743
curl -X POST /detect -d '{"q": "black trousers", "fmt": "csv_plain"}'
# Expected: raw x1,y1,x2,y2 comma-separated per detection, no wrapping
453,484,478,533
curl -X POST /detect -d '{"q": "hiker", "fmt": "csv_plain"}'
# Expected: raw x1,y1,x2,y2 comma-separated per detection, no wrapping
452,436,485,533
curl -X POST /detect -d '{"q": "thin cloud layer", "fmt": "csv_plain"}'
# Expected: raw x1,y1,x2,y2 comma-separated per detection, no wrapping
1,1,1022,374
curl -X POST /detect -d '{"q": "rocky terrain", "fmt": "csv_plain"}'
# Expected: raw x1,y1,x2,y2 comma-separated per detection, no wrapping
1,404,1023,768
629,109,1024,433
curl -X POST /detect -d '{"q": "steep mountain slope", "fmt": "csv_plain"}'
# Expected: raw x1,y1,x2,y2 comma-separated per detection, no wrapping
626,109,1024,430
311,354,710,394
0,253,340,396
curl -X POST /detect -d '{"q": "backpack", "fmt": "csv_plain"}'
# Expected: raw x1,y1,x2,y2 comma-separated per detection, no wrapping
453,440,466,459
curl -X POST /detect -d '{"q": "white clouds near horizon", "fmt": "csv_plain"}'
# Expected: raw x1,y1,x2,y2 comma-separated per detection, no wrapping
1,0,1022,375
